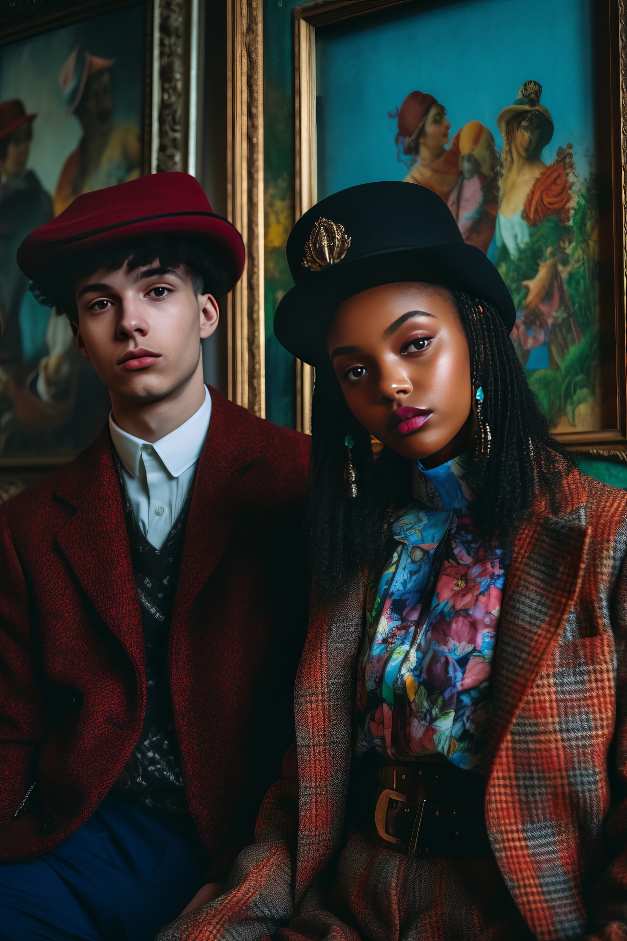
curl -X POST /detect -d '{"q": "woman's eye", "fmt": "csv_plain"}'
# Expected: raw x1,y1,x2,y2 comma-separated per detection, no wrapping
344,365,367,383
403,337,431,354
148,285,171,299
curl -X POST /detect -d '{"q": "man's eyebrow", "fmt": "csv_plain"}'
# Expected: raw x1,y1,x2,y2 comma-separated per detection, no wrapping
76,266,182,298
134,265,182,281
383,309,436,337
77,282,113,299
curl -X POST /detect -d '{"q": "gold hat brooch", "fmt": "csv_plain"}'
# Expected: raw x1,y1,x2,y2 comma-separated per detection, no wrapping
302,217,351,272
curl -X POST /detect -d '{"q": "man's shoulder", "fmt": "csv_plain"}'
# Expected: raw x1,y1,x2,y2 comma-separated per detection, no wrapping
206,392,310,506
211,390,310,461
1,431,110,532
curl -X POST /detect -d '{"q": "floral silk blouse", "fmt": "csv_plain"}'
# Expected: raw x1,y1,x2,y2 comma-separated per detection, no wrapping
354,456,507,771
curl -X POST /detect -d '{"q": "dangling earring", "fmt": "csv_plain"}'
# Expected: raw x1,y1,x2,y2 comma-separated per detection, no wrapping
344,433,358,499
474,385,492,459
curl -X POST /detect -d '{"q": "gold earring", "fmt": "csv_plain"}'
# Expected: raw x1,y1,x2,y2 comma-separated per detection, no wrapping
344,434,358,499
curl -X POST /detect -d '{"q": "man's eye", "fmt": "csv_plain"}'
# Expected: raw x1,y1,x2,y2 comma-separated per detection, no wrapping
345,365,367,383
148,285,171,299
403,337,431,354
88,298,111,312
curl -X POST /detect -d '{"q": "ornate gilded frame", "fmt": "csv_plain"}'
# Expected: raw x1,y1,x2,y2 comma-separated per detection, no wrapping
0,0,200,495
0,0,200,174
226,0,266,416
292,0,627,456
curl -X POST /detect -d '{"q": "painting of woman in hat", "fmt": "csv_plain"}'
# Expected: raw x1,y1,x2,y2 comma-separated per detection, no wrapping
158,181,627,941
0,100,52,369
0,96,105,459
495,81,595,430
53,47,141,215
395,91,461,203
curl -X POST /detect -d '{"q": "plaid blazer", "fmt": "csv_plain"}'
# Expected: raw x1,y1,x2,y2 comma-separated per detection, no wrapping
159,467,627,941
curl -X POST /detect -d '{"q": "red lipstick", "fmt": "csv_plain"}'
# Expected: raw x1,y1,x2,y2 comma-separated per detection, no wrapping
391,406,432,436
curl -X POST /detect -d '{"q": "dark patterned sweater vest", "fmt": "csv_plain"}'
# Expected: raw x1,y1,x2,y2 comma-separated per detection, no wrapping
113,487,192,815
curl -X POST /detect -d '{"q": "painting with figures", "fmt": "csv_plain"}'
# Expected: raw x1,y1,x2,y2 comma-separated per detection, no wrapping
0,1,146,465
310,0,604,437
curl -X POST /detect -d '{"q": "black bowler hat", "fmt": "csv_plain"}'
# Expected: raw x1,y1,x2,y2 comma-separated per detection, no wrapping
274,181,515,365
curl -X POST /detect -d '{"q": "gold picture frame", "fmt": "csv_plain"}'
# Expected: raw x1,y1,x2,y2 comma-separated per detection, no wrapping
226,0,266,417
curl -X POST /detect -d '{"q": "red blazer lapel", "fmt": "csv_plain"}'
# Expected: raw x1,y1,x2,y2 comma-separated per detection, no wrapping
173,388,262,617
485,505,589,770
53,429,144,667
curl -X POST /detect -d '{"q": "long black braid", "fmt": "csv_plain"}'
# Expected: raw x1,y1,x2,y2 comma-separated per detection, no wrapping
310,289,571,601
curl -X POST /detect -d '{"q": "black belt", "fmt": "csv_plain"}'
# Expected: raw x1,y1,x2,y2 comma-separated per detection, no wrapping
348,757,491,858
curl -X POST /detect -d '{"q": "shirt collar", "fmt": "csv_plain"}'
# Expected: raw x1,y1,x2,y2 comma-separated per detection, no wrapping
109,386,212,479
413,453,472,512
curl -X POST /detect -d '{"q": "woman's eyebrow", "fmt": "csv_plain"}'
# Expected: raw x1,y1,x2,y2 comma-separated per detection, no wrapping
330,344,361,361
383,309,436,337
330,310,437,358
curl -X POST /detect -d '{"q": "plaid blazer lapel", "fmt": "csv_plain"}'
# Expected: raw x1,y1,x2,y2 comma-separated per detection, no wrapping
484,506,591,938
485,506,590,768
294,577,367,900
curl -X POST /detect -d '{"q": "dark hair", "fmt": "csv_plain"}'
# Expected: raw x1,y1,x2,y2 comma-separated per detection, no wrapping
505,109,552,160
310,289,570,601
30,233,231,323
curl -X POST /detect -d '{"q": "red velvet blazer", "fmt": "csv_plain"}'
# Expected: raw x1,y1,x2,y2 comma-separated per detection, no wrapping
0,388,310,873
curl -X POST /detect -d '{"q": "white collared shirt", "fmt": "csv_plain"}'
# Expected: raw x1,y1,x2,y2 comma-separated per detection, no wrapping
109,387,212,549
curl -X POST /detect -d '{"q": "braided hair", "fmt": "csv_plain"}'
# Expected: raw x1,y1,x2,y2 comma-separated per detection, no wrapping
309,289,570,601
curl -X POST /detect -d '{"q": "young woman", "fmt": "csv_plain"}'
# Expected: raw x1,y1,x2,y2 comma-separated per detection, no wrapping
159,182,627,941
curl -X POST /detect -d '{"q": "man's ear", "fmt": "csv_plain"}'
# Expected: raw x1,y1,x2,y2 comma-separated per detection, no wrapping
57,307,80,337
73,324,90,359
199,294,220,340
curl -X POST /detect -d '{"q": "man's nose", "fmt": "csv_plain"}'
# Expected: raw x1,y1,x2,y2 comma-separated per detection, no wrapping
116,298,148,339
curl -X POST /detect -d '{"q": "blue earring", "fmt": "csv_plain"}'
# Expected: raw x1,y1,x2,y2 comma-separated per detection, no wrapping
474,385,491,458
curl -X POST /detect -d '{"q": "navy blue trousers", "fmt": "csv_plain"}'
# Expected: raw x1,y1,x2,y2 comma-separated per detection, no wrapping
0,796,209,940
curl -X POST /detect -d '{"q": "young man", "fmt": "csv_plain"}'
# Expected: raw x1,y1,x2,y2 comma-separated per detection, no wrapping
0,171,310,940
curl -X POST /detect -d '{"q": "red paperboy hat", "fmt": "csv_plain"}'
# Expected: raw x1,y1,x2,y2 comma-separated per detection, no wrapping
17,172,245,294
0,99,36,142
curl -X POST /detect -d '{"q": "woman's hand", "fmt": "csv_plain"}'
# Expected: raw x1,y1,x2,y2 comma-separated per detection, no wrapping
180,882,223,916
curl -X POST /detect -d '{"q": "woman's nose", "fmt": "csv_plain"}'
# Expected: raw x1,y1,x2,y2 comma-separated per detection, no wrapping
378,364,412,400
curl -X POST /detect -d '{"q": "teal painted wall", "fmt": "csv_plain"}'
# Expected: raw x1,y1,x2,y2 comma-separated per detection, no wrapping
573,456,627,489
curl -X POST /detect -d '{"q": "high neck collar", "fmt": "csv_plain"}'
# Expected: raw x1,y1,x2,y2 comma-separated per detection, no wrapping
413,454,472,511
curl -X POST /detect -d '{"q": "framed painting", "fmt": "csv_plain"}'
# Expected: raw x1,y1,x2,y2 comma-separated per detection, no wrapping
0,0,199,474
295,0,627,450
259,0,627,460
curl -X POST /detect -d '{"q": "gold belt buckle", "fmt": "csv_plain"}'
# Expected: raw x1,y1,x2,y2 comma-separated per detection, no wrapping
374,786,427,854
374,787,405,845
